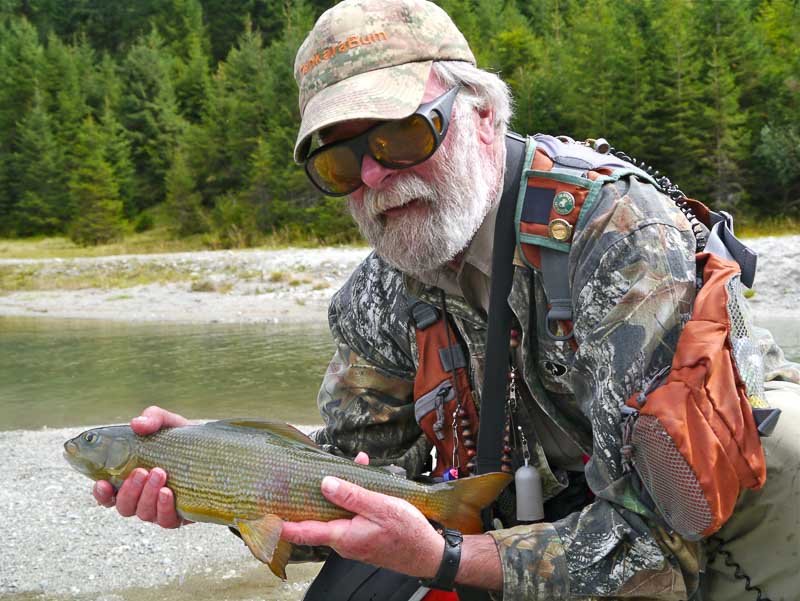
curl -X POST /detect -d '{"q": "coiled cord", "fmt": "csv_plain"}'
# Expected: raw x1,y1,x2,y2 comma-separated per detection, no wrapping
708,536,772,601
607,146,708,251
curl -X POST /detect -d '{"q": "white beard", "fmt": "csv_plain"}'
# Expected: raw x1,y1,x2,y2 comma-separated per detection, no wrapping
347,110,502,276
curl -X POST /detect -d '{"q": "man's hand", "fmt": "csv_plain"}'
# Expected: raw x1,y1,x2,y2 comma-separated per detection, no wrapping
92,406,190,529
281,452,445,579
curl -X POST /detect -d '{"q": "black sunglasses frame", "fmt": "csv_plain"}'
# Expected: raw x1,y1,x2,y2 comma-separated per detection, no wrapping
304,85,461,196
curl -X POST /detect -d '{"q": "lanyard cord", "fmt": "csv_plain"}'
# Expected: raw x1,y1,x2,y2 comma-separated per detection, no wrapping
475,132,527,475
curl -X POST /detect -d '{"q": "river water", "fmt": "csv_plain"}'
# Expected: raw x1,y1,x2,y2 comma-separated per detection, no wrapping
0,317,336,431
1,315,799,431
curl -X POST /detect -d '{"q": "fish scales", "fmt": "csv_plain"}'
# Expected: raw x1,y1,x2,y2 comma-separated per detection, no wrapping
134,423,437,523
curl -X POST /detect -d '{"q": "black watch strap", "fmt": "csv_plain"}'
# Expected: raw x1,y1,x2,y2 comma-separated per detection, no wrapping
420,528,463,591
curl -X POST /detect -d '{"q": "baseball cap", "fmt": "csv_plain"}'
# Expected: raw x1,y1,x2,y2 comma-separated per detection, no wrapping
293,0,475,163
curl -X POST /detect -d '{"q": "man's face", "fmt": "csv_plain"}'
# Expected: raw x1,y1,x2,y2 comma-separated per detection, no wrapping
322,77,502,275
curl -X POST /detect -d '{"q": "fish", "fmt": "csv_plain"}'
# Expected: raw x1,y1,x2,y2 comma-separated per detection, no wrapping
64,419,511,579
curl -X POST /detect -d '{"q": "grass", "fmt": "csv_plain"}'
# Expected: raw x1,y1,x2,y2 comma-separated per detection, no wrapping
737,216,800,239
0,262,194,292
0,228,210,260
0,227,367,260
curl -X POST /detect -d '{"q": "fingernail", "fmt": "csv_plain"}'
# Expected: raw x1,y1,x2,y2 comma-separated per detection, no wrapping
158,489,170,504
132,470,147,486
148,470,163,488
132,416,148,426
322,477,340,496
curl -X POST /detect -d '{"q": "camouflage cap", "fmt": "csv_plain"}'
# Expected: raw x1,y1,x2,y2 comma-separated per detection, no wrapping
293,0,475,162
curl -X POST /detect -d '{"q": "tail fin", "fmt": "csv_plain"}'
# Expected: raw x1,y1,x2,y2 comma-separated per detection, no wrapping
428,473,512,534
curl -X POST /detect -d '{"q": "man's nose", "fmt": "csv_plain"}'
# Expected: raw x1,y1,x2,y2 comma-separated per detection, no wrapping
360,154,394,190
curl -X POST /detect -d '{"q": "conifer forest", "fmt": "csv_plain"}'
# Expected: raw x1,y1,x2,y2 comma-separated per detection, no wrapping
1,0,798,246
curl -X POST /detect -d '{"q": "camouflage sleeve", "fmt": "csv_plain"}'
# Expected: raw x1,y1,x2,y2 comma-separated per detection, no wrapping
489,178,701,600
312,252,432,475
563,177,700,598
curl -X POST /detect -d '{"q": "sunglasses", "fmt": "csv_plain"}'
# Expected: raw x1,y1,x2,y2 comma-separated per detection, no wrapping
304,86,460,196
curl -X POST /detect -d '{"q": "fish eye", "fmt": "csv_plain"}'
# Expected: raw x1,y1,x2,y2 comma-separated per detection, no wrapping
84,432,97,444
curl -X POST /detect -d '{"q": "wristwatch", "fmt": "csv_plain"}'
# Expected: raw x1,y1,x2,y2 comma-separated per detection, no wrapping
420,527,463,591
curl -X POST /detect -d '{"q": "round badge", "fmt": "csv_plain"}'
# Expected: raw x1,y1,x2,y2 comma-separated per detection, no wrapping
553,192,575,215
548,218,573,242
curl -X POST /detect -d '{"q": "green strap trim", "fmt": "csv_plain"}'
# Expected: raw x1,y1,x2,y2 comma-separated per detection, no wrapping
515,137,539,270
519,232,571,254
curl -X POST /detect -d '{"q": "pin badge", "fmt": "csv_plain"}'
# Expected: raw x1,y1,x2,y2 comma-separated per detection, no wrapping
548,218,573,242
553,192,575,215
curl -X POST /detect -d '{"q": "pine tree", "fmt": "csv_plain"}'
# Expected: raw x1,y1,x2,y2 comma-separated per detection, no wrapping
12,87,68,235
120,29,186,209
68,116,125,245
647,0,705,192
175,31,212,123
0,16,46,233
42,33,92,169
165,144,207,236
98,97,137,217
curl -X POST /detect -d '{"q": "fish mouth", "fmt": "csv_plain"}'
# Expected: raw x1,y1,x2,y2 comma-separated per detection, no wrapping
64,441,78,456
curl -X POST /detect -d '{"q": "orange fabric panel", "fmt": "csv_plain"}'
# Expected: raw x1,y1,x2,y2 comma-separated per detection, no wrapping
521,244,541,270
414,318,479,477
532,148,553,171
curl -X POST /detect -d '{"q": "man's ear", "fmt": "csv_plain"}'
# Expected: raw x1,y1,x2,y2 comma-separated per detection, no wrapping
475,106,496,146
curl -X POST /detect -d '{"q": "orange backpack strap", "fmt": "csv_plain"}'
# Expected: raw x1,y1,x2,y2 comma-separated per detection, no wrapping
409,299,479,477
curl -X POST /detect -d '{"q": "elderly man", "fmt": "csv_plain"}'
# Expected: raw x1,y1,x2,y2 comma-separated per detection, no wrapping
93,1,800,599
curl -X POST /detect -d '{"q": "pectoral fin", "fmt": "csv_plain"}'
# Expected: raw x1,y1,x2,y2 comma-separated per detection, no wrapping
236,514,291,579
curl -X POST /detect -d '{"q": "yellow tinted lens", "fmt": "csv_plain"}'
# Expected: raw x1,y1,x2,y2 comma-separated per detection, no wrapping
368,115,435,167
308,145,361,194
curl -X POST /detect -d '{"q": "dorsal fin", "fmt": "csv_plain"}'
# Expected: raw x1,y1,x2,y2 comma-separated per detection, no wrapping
211,418,320,449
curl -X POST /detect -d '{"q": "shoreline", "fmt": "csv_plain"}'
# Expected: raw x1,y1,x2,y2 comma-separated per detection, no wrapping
1,237,798,324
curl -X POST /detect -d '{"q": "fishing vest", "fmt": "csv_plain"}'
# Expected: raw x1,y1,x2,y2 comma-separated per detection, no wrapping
410,134,780,540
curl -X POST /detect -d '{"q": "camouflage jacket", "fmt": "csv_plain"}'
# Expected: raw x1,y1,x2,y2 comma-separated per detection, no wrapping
312,137,799,600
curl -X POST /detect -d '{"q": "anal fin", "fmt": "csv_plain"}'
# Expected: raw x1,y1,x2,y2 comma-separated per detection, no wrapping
236,514,290,579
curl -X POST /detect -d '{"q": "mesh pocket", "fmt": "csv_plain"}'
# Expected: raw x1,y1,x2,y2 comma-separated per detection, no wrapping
726,276,765,404
632,414,712,540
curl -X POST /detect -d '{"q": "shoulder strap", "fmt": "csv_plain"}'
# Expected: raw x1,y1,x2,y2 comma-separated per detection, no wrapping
475,132,527,476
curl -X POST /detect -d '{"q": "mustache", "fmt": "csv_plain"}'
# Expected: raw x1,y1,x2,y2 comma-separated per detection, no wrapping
362,173,437,219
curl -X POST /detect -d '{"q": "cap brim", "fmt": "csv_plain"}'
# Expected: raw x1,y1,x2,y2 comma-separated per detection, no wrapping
294,61,432,163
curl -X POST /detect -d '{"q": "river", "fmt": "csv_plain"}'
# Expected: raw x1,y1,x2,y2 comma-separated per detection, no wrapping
1,315,798,432
0,317,335,431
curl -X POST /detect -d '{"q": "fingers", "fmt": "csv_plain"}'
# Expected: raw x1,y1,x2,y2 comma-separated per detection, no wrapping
321,477,399,522
136,468,167,522
105,467,185,528
115,468,149,517
354,452,369,465
93,480,116,508
281,519,352,548
155,487,185,529
131,406,189,435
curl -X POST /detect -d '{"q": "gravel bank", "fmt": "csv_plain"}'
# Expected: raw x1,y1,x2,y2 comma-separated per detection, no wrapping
0,237,797,325
0,247,371,324
0,426,323,601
